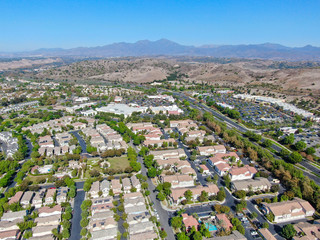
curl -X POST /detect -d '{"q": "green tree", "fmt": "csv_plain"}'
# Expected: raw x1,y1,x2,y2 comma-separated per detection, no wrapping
160,230,167,239
288,151,302,164
171,216,183,230
199,191,208,202
157,192,166,201
177,232,190,240
217,187,226,201
191,231,203,240
147,167,157,178
234,190,246,199
250,212,258,219
283,134,295,145
184,190,193,201
306,147,316,155
262,222,269,228
281,224,296,240
237,225,245,235
295,141,307,151
263,139,273,148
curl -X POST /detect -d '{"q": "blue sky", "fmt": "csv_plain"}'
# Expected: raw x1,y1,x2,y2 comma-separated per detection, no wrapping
1,0,319,51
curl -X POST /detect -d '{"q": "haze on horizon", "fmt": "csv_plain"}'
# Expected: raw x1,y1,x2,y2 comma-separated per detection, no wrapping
1,0,320,52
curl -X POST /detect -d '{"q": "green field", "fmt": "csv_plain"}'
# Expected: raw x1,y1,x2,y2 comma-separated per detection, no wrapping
107,156,130,170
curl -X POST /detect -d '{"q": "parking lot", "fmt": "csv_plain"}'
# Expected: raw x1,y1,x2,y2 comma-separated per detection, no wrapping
206,94,294,126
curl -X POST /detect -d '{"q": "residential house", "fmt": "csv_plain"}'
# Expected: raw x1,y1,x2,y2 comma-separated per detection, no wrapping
32,189,46,208
127,211,150,226
1,211,26,222
0,230,19,240
228,165,257,181
38,205,62,218
111,179,121,195
38,135,54,148
200,164,210,174
20,191,34,207
170,184,219,205
91,203,114,214
88,218,117,232
91,197,113,206
125,205,148,215
122,178,132,193
91,211,114,222
55,132,72,146
44,188,56,205
259,228,277,240
293,222,320,240
129,230,158,240
8,191,23,205
100,180,110,197
197,146,216,156
89,181,100,198
215,162,231,176
262,198,315,223
161,174,194,189
128,221,154,235
32,224,59,237
35,215,61,227
124,197,145,209
213,145,227,154
56,187,68,204
216,214,233,230
0,219,20,232
182,213,199,232
130,175,141,191
231,178,272,192
150,149,186,160
90,227,118,240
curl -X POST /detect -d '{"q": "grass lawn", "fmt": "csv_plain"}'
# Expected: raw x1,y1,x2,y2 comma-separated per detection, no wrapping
107,156,130,171
27,174,50,183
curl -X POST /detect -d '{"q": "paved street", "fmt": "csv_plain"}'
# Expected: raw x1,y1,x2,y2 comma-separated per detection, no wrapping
131,143,175,240
70,130,88,153
70,189,85,240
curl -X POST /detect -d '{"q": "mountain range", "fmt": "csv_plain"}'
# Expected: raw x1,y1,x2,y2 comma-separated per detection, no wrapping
1,39,320,61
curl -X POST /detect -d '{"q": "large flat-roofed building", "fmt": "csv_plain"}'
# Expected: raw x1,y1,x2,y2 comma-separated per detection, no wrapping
96,103,147,117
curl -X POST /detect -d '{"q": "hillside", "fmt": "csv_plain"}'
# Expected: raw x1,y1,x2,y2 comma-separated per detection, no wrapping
2,39,320,61
29,57,320,103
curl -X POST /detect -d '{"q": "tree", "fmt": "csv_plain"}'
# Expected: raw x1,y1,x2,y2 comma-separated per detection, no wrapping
147,167,157,178
295,141,307,151
184,190,193,201
262,222,269,228
62,229,70,239
306,147,316,155
223,175,231,188
237,225,245,235
177,232,190,240
191,231,203,240
216,187,226,201
160,230,167,239
171,216,182,230
263,139,273,148
199,191,208,202
250,212,258,219
283,134,295,145
80,228,88,236
281,224,296,240
234,190,246,199
288,151,302,164
157,192,166,201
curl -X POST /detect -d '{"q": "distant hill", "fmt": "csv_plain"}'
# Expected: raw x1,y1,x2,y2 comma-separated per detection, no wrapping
1,39,320,61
